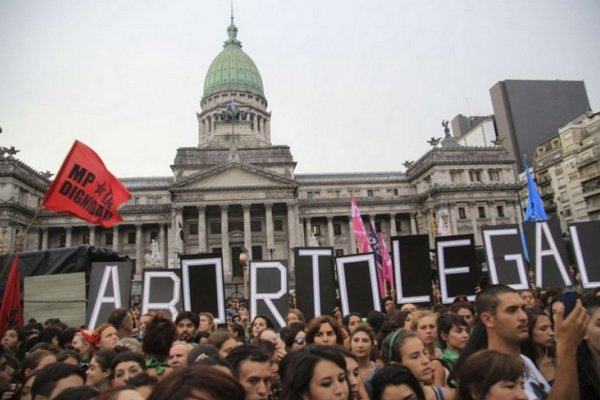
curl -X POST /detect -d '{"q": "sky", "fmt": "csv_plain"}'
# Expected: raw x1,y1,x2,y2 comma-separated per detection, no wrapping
1,0,599,178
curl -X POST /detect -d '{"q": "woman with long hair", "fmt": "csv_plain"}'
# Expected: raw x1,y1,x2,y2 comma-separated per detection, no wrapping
349,324,377,383
142,313,175,381
412,311,442,359
85,349,117,393
249,315,275,342
305,316,344,347
280,345,350,400
432,313,469,387
521,308,556,385
381,329,454,400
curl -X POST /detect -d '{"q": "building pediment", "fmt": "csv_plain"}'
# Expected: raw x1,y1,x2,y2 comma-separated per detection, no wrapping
171,161,297,191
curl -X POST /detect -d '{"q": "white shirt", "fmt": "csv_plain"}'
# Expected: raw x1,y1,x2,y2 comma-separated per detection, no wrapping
521,354,551,400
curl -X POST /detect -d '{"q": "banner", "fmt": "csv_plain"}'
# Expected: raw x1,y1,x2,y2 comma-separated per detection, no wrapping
43,140,131,228
482,225,529,290
87,261,132,329
250,260,289,328
141,269,182,320
436,234,478,304
569,221,600,289
522,220,572,288
181,255,225,324
336,254,381,316
294,247,337,318
391,235,433,305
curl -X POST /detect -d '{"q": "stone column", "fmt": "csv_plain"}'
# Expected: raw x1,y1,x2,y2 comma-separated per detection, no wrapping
65,227,72,248
243,204,252,254
197,205,206,253
347,215,355,254
295,205,304,246
89,225,96,246
265,203,274,254
389,213,397,237
286,202,296,273
41,228,48,250
470,203,480,246
112,226,120,252
327,216,335,247
221,205,231,279
135,224,143,274
304,217,312,245
449,205,458,235
159,223,167,267
410,213,417,234
286,202,297,248
489,202,497,225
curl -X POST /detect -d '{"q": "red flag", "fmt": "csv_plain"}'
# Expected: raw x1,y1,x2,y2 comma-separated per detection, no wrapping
0,253,23,335
43,140,131,228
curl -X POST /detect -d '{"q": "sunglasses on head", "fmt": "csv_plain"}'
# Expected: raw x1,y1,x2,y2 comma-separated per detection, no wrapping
294,337,305,345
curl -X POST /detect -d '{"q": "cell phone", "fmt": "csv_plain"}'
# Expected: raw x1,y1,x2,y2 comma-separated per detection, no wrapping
562,290,580,318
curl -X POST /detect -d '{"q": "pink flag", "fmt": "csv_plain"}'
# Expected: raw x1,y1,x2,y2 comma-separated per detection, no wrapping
379,233,395,293
351,197,371,253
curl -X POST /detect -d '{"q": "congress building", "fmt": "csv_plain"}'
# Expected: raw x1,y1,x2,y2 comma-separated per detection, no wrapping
0,18,521,293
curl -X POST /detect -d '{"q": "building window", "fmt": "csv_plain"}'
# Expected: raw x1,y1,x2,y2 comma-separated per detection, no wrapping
469,170,482,182
105,233,113,246
395,219,402,232
128,231,136,245
59,234,66,247
156,197,162,204
488,170,501,181
367,190,374,197
478,206,486,218
312,224,321,236
450,170,463,183
375,221,382,233
251,221,262,232
334,223,342,235
189,223,198,235
212,247,222,256
314,191,321,198
393,188,399,196
458,207,466,219
564,208,572,217
274,220,283,232
211,222,221,234
335,249,344,257
252,246,262,260
496,206,505,218
229,221,243,232
307,191,313,199
82,233,90,245
150,231,159,241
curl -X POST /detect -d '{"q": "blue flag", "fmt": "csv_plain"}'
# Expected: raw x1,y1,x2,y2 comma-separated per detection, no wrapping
524,160,548,222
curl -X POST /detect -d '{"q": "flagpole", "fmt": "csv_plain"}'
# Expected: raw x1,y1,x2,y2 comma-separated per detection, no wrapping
13,203,43,253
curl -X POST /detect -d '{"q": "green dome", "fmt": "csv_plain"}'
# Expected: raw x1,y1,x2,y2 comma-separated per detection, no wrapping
203,19,264,98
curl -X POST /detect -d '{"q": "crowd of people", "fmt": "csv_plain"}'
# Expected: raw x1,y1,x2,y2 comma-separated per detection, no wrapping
1,284,599,400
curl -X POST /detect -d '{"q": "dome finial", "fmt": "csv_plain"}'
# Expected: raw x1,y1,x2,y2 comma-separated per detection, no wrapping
225,1,241,48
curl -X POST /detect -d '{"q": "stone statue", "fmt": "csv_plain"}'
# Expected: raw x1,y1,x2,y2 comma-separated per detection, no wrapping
442,120,451,137
144,238,163,267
